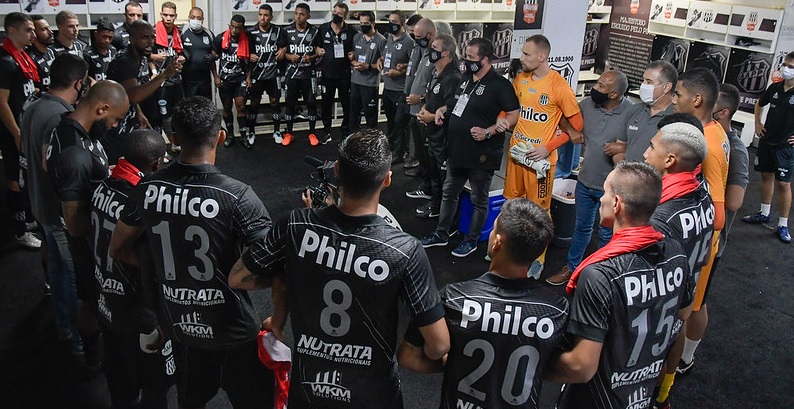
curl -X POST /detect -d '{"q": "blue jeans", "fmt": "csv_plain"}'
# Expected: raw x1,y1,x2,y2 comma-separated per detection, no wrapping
436,167,494,242
43,224,81,349
566,183,613,270
555,141,582,179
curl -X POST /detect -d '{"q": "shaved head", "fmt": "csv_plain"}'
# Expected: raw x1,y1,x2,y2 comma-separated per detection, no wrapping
83,80,129,106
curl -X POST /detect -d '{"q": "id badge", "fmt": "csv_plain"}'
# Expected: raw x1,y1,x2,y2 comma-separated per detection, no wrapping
334,43,344,58
452,94,469,117
407,59,413,76
357,54,367,63
384,52,393,68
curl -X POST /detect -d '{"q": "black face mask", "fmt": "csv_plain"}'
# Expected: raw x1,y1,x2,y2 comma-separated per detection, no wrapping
463,58,484,75
590,88,609,104
360,24,372,34
429,49,443,64
388,22,401,34
409,32,415,40
415,35,430,48
332,14,344,24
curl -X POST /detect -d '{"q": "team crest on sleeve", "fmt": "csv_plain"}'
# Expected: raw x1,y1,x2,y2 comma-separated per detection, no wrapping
539,93,549,105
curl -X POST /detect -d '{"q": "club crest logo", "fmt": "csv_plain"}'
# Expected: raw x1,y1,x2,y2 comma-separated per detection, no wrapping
491,28,513,59
549,62,575,88
539,93,549,105
457,29,482,56
735,57,771,93
582,27,599,57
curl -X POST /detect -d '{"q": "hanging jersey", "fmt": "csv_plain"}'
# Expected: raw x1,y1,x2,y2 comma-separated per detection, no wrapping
84,45,118,82
511,70,579,164
242,206,444,409
440,273,569,409
247,25,286,81
119,162,272,350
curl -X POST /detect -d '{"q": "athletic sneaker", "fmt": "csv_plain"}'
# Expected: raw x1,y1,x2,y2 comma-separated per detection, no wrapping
16,232,41,249
742,212,770,224
319,132,332,145
404,159,420,169
242,131,256,149
420,233,448,248
406,189,431,199
223,137,235,147
527,260,544,280
273,131,284,144
676,359,694,375
281,133,294,146
26,221,39,232
415,202,439,219
452,240,477,257
777,226,791,243
309,133,319,146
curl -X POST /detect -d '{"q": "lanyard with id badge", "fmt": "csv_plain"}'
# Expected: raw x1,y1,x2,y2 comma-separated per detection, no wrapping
333,35,344,58
453,80,479,117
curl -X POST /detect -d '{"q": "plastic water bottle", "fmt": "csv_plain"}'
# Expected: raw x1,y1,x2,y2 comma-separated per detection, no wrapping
158,99,168,116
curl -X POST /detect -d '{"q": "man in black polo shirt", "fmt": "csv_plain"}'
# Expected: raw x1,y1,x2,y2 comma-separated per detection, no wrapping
1,12,40,249
228,129,449,409
281,3,322,147
90,129,172,408
27,15,54,91
547,162,692,409
246,4,287,145
350,11,385,134
49,10,86,57
113,1,144,50
414,34,459,219
399,198,568,409
110,96,274,408
420,37,519,258
46,80,130,367
84,18,118,82
181,7,216,100
106,20,183,163
743,51,794,243
317,2,356,142
213,14,251,148
380,10,415,163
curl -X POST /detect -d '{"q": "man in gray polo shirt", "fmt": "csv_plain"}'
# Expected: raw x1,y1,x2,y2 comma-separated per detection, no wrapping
350,11,385,132
547,70,633,285
607,60,677,162
20,54,88,353
404,18,437,194
380,10,415,163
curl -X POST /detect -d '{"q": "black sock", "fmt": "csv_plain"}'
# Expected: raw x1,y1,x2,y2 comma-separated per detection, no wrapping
8,190,26,237
224,118,234,137
247,113,258,131
284,114,293,133
308,114,316,133
237,116,248,138
272,109,281,132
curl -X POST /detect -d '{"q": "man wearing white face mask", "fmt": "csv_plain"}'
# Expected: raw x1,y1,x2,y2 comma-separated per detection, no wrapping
181,7,216,99
606,60,677,163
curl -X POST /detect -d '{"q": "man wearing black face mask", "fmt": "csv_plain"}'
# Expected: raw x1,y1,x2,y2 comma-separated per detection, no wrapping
318,2,357,141
379,10,415,164
420,38,520,258
350,11,385,132
404,18,436,197
548,70,634,286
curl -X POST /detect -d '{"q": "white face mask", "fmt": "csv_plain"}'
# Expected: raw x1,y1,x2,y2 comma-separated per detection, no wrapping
639,83,662,105
782,66,794,81
189,19,203,31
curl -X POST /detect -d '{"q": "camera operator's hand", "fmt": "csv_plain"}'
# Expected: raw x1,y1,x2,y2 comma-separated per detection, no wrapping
302,189,314,208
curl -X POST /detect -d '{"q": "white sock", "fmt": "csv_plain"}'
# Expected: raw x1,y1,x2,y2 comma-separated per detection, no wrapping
760,203,771,216
681,337,701,364
779,217,788,227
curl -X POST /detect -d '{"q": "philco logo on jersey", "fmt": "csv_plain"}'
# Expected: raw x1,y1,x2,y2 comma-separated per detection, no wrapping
93,183,125,220
460,299,556,339
611,359,664,389
625,266,685,306
297,334,373,365
289,43,314,54
255,43,278,54
143,185,220,219
298,230,390,282
303,370,351,403
520,106,549,123
162,284,226,307
679,201,714,240
23,81,36,98
174,311,214,339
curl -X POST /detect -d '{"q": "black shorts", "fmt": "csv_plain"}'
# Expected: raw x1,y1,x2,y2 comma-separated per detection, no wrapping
1,127,21,183
173,339,274,409
219,80,247,100
248,77,280,100
755,143,794,182
67,235,99,303
102,327,174,407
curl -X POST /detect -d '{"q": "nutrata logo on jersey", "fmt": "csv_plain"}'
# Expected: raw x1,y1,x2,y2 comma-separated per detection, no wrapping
174,311,214,339
611,359,664,389
95,266,125,296
520,106,549,123
143,185,220,219
298,230,390,282
679,202,714,239
460,299,556,339
625,266,685,306
303,370,351,403
162,284,226,307
296,334,373,366
93,183,125,220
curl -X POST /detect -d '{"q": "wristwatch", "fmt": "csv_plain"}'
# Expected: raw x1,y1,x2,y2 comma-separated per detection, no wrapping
484,129,491,140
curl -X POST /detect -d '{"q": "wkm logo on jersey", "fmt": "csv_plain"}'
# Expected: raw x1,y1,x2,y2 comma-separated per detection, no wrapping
174,312,214,339
304,370,351,403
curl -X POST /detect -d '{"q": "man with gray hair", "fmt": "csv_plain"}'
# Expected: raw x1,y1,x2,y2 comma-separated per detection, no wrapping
548,70,633,285
642,113,714,408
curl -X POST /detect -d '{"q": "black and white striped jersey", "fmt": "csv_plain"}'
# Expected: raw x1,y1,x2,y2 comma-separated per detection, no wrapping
440,273,569,409
120,162,271,350
242,205,444,409
559,239,692,409
246,24,285,81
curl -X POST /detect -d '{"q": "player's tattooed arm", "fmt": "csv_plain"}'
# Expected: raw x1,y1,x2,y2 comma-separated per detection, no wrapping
228,258,273,290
